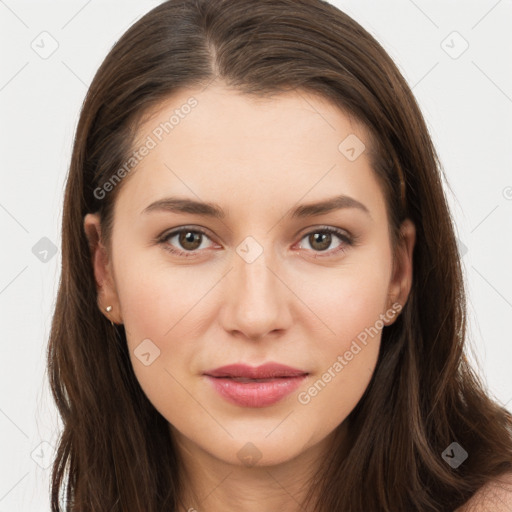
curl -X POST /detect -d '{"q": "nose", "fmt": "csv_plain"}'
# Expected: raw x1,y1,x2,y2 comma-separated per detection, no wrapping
219,244,293,341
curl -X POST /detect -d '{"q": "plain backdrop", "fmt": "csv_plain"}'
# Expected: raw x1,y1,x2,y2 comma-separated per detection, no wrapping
0,0,511,509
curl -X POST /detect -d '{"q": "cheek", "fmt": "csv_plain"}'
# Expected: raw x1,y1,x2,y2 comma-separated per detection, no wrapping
294,255,391,428
114,248,206,345
303,258,391,346
112,252,214,403
297,286,385,435
113,260,199,422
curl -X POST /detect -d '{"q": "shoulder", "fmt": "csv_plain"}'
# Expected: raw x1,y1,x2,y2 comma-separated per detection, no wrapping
455,472,512,512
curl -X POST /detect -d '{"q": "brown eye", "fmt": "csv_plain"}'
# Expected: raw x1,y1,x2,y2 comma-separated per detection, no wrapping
178,231,203,251
308,232,332,251
158,225,353,259
297,227,353,258
159,227,215,257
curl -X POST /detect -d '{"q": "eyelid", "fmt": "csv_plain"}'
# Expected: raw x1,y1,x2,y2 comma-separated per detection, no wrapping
295,224,352,243
293,225,354,258
156,224,355,258
155,225,218,256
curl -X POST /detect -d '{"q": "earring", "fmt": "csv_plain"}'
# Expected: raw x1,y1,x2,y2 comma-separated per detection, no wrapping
105,305,115,327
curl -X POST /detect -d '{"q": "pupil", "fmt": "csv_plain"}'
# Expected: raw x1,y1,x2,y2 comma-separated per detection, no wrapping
181,231,200,250
312,232,330,251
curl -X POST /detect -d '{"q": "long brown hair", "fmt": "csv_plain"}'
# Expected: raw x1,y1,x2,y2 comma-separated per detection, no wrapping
47,0,512,510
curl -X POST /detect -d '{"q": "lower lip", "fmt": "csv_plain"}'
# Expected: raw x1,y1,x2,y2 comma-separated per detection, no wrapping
205,375,307,408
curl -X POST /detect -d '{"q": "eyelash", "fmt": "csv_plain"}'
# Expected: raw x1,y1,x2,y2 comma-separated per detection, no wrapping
155,225,354,259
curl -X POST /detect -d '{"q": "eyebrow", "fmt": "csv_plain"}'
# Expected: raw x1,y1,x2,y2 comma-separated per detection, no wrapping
141,194,371,220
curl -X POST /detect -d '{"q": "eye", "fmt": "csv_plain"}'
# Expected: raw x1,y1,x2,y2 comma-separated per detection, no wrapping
156,225,354,259
157,227,216,258
295,226,353,258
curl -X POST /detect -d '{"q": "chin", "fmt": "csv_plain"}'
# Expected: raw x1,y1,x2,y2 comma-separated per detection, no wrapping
216,427,319,468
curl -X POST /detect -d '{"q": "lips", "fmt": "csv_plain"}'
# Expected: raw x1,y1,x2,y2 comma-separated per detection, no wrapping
203,363,309,408
203,363,308,379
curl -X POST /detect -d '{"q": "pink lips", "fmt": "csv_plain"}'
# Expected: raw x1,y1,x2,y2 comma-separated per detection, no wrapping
203,363,308,408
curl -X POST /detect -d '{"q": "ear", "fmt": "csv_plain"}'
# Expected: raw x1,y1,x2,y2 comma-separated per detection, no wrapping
384,218,415,325
83,213,123,325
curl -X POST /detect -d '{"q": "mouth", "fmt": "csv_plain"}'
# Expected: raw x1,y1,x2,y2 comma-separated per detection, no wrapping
203,362,308,379
203,363,309,408
211,376,301,383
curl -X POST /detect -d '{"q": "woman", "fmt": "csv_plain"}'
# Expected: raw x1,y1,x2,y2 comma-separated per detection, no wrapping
47,0,512,510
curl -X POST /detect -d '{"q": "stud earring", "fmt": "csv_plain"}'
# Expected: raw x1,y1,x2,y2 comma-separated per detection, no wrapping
105,305,114,327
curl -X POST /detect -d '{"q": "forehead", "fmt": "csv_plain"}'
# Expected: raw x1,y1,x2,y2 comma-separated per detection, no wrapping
134,84,370,153
114,84,386,223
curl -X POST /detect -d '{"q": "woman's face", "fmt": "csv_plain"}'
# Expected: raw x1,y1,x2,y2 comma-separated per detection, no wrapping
85,83,414,469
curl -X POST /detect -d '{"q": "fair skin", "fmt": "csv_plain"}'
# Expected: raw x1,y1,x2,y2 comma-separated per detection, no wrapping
84,83,417,511
455,472,512,511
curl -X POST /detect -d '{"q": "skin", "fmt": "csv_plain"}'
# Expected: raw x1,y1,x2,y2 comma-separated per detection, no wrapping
84,82,415,512
455,472,512,511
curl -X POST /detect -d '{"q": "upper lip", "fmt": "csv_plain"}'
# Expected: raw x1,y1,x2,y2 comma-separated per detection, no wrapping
204,363,308,379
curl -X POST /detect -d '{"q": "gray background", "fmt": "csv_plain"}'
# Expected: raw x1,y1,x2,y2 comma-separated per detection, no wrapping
0,0,511,509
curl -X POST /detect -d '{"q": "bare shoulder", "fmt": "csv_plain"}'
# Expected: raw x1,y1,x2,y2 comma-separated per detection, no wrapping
455,472,512,511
